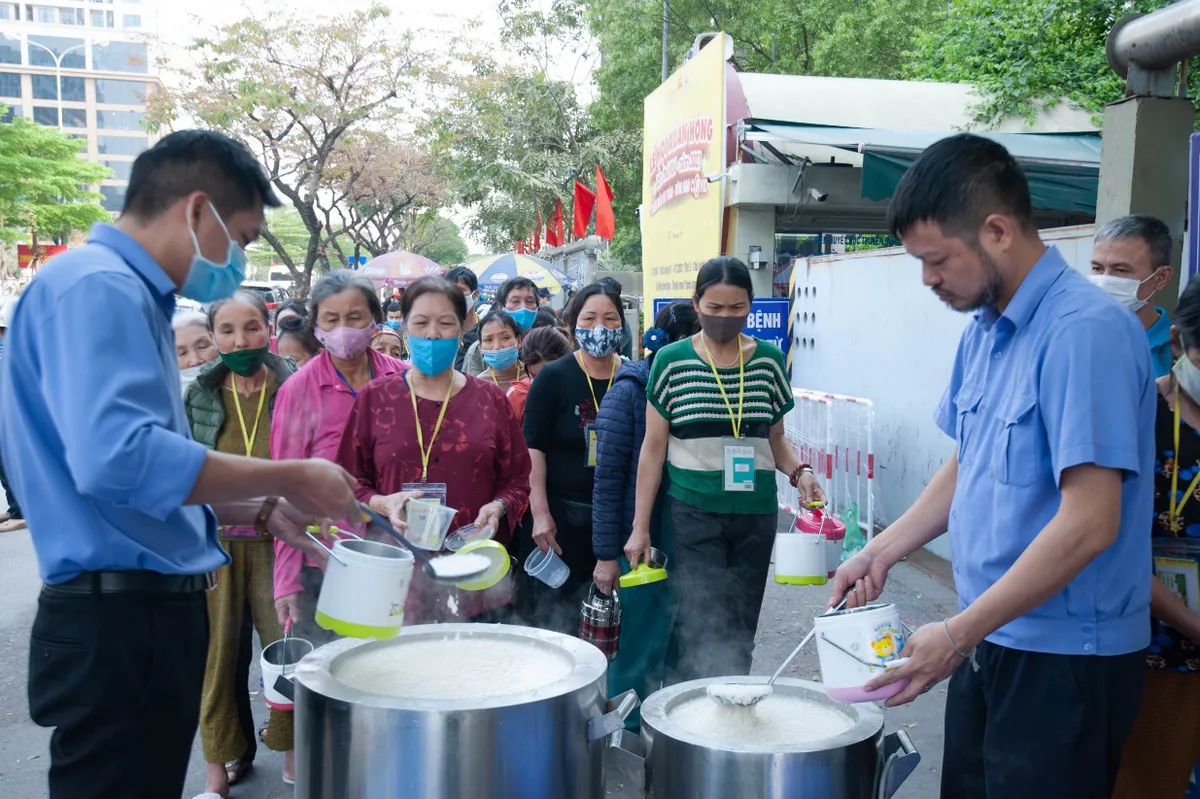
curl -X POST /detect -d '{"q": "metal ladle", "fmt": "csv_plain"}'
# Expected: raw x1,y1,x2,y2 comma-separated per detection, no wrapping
358,503,490,584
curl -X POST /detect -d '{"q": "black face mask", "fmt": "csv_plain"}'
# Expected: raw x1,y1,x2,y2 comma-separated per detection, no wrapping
698,312,747,344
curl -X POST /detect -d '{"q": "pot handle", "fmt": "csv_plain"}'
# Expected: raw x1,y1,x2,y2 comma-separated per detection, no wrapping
587,689,640,742
877,729,921,799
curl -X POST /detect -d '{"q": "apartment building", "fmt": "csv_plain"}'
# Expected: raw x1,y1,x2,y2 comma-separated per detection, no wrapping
0,0,161,212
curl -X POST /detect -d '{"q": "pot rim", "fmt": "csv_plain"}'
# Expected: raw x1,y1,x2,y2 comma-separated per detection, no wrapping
641,677,883,754
293,623,607,711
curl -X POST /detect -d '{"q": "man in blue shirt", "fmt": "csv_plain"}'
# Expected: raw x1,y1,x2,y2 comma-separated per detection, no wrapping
1089,213,1175,377
0,130,359,799
831,135,1154,797
0,297,23,533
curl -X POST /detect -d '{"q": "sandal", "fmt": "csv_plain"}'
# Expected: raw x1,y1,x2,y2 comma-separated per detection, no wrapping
225,757,253,786
257,721,269,744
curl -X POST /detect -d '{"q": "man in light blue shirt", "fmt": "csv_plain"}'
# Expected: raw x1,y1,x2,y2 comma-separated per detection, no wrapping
831,135,1154,798
1,130,359,799
1089,213,1175,377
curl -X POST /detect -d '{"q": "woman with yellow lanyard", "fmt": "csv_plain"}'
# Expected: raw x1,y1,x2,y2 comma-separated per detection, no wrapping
1115,278,1200,797
477,309,525,393
627,257,825,683
336,276,532,623
523,282,626,634
184,290,299,795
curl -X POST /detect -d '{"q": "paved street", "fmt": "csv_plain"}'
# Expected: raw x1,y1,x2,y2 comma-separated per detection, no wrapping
0,512,955,798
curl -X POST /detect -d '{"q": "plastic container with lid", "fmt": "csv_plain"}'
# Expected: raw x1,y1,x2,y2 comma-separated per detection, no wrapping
796,505,848,579
815,603,910,703
619,546,669,588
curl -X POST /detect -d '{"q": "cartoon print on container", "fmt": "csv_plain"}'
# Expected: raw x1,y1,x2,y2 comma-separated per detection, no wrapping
870,621,904,668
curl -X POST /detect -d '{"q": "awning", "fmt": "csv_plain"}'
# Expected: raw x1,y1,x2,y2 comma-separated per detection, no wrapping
743,121,1102,216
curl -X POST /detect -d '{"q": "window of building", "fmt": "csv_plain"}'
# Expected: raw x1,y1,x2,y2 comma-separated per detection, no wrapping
28,37,86,69
61,7,83,25
96,109,142,130
94,78,146,104
91,41,147,73
34,6,56,24
61,76,84,102
100,159,132,181
100,185,126,213
90,9,114,26
33,105,59,126
31,75,84,102
121,13,139,27
96,134,145,156
62,107,87,127
0,3,18,21
1,105,20,123
0,72,19,98
0,35,19,65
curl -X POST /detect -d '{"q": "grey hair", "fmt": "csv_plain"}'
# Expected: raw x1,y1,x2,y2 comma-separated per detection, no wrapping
1095,214,1172,271
172,310,209,333
308,270,383,329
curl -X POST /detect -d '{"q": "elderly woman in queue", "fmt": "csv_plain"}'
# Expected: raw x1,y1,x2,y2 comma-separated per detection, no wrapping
371,325,406,362
629,257,824,682
184,291,298,795
507,326,571,425
175,310,218,385
271,271,406,643
275,313,321,368
1115,278,1200,797
523,281,627,633
593,301,698,716
336,277,531,621
463,277,541,376
476,309,525,394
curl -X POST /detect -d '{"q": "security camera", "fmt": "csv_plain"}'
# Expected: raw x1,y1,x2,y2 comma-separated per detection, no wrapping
808,187,828,203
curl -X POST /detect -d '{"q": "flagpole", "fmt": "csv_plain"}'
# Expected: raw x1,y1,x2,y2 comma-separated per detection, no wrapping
661,0,669,82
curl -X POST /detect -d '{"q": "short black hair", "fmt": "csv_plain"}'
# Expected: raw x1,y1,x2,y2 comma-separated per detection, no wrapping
401,276,468,324
123,129,280,220
479,308,521,341
520,326,571,367
309,270,383,329
498,276,538,306
598,276,623,295
274,298,306,322
276,313,321,356
384,298,405,315
887,133,1034,240
564,281,622,331
1095,214,1173,271
1178,277,1200,349
533,307,558,329
444,266,479,293
695,256,754,302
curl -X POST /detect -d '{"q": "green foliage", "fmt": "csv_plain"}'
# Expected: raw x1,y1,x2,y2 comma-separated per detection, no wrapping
0,107,110,250
420,216,469,267
245,207,308,278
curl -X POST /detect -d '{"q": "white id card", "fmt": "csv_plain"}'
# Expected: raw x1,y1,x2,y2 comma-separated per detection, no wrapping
723,439,756,492
403,482,447,505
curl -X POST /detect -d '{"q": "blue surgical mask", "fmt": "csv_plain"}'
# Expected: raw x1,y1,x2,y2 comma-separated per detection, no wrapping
408,335,460,375
482,344,519,371
180,201,247,303
385,320,403,330
508,307,537,332
575,325,623,358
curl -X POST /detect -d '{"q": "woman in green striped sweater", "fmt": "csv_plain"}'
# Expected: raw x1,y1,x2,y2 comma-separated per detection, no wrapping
627,257,825,682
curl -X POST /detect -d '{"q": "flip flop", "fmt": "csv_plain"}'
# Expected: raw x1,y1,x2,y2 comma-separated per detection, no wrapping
225,757,253,785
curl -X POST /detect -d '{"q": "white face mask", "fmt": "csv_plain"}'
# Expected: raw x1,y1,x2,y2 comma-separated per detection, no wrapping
1088,270,1161,312
180,365,203,391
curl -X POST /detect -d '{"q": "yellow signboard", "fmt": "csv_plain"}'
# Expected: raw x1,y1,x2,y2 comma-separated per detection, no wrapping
641,35,728,311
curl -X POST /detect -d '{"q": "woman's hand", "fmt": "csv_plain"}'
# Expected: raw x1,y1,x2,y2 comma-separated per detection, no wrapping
370,490,424,531
797,471,827,505
624,527,652,568
593,560,621,596
474,501,504,532
532,512,560,555
275,593,302,626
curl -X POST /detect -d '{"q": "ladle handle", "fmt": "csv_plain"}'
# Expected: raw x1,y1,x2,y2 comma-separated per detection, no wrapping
768,593,850,687
358,503,437,575
304,530,347,566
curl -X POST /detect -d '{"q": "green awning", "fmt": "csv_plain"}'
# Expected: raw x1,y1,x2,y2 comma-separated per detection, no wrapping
744,121,1101,216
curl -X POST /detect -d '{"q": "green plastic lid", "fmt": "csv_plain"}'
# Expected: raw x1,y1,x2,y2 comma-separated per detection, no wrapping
620,563,668,588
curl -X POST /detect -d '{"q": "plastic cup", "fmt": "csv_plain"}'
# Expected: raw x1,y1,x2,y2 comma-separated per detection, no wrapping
444,521,497,552
524,546,570,588
405,499,458,550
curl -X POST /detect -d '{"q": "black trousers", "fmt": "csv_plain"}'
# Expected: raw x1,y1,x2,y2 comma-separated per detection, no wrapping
28,584,208,799
233,597,257,763
0,440,21,518
941,640,1146,799
666,496,777,683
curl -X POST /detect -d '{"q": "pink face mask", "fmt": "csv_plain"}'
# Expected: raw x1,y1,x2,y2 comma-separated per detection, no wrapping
316,323,377,360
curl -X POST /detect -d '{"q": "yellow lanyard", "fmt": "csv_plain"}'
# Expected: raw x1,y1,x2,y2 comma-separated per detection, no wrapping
409,371,455,483
700,333,745,438
490,362,521,387
230,377,269,458
575,351,616,410
1170,395,1200,532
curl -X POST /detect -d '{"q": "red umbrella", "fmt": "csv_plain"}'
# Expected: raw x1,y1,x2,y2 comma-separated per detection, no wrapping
359,251,444,288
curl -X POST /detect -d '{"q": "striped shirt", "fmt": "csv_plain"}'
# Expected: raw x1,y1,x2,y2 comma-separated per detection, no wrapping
647,336,793,514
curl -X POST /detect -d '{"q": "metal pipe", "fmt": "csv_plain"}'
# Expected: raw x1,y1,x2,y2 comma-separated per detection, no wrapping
1108,0,1200,77
661,0,669,82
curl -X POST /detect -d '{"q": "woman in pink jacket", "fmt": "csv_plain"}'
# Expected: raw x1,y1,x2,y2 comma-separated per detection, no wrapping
270,271,406,643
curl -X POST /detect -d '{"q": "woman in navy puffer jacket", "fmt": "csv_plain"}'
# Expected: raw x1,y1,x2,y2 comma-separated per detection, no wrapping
592,301,698,717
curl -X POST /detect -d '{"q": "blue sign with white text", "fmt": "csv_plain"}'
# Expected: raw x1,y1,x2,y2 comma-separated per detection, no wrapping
653,297,791,355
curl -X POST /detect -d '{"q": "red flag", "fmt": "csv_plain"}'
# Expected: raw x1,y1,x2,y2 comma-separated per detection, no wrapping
534,212,542,250
573,180,595,239
547,198,564,247
595,165,615,241
515,240,526,254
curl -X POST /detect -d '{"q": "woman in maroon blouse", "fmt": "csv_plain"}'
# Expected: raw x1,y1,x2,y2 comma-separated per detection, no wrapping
337,277,531,622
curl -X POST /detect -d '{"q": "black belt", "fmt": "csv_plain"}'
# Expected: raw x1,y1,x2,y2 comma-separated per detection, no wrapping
46,570,214,595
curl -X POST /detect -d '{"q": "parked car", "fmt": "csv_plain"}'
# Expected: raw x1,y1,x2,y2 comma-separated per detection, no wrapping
240,281,292,315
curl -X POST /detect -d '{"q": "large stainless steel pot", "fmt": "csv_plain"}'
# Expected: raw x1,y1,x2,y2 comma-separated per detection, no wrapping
291,623,636,799
637,677,920,799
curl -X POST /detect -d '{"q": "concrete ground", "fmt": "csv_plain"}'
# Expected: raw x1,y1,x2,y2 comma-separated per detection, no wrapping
0,513,956,798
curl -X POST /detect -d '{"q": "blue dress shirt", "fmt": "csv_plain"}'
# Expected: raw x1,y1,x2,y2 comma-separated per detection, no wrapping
934,246,1155,656
1146,305,1173,379
0,224,229,583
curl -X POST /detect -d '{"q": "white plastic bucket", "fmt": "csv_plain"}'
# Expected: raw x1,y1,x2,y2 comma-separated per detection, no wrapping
825,526,847,578
260,634,313,710
315,538,415,639
774,532,827,586
814,603,910,703
405,499,458,550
